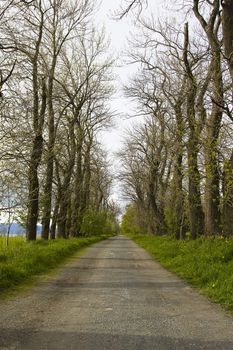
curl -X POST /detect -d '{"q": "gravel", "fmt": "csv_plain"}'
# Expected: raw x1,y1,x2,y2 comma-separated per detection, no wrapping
0,235,233,349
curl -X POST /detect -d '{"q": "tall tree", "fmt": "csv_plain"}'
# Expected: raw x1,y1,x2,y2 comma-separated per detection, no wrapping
41,0,94,240
193,0,223,235
222,0,233,236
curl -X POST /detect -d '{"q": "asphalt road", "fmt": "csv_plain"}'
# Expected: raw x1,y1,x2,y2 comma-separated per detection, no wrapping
0,235,233,350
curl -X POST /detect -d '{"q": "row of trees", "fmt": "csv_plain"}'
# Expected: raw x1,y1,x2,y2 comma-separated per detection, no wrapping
120,0,233,238
0,0,118,240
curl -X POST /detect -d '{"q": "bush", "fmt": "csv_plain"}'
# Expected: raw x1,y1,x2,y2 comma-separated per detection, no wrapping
80,209,116,236
121,204,148,235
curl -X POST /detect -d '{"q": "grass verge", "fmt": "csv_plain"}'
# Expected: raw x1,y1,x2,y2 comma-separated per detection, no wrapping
0,234,112,297
127,233,233,314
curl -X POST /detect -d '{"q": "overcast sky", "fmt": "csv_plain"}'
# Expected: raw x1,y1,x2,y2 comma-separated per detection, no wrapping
94,0,178,207
96,0,172,154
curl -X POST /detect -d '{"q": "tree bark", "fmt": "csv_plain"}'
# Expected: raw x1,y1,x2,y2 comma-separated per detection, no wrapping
148,163,166,235
26,5,46,241
57,120,76,238
183,22,204,239
27,135,44,240
41,55,56,240
71,138,83,237
173,96,185,239
222,0,233,236
223,150,233,236
193,0,223,236
50,197,60,239
222,0,233,82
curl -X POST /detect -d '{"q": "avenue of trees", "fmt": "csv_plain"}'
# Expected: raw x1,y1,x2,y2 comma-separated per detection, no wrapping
120,0,233,238
0,0,232,241
0,0,118,240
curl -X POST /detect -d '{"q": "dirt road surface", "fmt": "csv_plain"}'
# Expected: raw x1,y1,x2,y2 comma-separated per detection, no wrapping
0,235,233,349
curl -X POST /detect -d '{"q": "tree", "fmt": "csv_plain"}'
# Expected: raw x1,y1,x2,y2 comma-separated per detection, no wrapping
222,0,233,236
41,0,95,240
193,0,223,236
0,0,115,242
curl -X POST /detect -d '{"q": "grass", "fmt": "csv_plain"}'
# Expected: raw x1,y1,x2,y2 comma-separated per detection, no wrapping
127,233,233,314
0,234,112,297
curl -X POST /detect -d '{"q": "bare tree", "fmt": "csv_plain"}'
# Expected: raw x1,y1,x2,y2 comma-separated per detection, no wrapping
222,0,233,236
41,0,95,240
193,0,223,235
44,29,114,238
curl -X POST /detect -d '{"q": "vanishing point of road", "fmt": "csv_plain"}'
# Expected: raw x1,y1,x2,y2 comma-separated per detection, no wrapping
0,235,233,349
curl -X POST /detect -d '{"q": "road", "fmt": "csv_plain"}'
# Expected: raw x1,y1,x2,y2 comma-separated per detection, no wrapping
0,235,233,349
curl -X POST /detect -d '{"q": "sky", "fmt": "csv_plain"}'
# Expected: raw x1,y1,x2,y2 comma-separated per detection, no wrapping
96,0,171,154
94,0,176,208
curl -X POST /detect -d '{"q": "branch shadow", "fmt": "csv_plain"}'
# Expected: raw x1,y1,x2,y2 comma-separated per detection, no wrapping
1,328,233,350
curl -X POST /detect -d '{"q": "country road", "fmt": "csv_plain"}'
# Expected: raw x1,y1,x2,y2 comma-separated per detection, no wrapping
0,235,233,350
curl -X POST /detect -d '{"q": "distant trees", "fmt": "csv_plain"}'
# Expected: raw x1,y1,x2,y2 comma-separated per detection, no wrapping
120,0,233,238
0,0,117,240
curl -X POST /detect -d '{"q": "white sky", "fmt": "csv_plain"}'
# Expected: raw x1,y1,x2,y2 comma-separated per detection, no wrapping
96,0,172,155
95,0,182,208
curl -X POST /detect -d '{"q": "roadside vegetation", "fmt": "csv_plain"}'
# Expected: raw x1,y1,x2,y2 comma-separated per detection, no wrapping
0,234,113,297
118,1,233,240
118,0,233,313
0,0,117,242
124,231,233,314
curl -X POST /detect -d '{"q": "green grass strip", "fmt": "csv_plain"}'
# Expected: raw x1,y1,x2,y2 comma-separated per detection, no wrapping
0,234,112,297
127,233,233,315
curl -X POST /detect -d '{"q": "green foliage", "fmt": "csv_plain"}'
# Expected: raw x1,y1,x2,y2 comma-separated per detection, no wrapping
127,233,233,314
121,204,148,235
164,205,178,237
14,209,27,229
0,235,110,296
80,209,116,236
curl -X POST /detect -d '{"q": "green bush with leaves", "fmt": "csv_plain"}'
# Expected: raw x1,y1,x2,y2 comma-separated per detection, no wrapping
81,209,116,236
121,204,148,235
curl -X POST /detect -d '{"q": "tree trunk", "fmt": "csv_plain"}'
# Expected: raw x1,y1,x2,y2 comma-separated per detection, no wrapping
50,194,60,239
148,164,166,235
41,126,55,239
183,22,204,239
71,140,83,236
57,173,72,238
222,150,233,236
65,196,72,238
193,2,223,235
27,135,44,240
222,0,233,236
204,51,222,236
26,77,46,241
41,62,56,240
173,101,185,239
222,0,233,82
81,141,92,215
26,9,46,241
204,133,221,236
187,135,204,238
57,121,76,238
